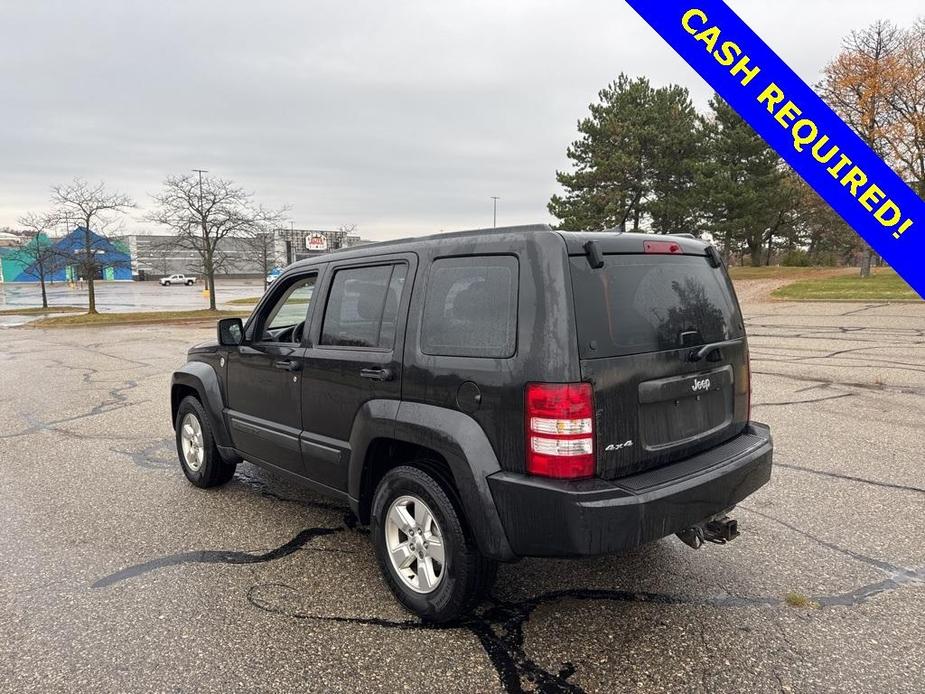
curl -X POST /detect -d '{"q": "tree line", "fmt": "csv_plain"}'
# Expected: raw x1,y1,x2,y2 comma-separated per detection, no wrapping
549,19,925,274
12,174,289,312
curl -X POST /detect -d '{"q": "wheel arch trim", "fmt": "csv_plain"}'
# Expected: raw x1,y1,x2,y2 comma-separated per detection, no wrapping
171,362,232,449
348,399,515,561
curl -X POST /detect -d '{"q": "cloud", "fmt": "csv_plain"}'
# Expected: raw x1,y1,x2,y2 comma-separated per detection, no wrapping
0,0,919,239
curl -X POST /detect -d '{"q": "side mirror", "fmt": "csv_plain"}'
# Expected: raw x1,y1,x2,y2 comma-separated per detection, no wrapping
217,317,244,346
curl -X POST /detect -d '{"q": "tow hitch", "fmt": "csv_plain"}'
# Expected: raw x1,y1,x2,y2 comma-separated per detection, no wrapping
676,516,739,549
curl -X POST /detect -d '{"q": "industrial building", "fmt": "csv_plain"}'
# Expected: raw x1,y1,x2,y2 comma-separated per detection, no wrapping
125,227,368,280
1,226,369,282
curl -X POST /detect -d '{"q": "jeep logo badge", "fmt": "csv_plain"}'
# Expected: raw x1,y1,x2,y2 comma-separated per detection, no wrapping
692,377,711,392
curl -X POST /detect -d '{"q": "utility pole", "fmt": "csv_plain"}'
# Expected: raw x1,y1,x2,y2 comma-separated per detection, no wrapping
490,196,500,228
192,169,208,212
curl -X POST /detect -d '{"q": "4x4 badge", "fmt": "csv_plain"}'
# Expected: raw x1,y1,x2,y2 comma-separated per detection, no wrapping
605,440,634,452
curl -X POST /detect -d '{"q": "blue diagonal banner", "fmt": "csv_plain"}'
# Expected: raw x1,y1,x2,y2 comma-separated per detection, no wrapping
625,1,925,300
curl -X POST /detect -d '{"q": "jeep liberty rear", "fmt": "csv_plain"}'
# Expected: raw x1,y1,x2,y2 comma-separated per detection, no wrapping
171,226,772,622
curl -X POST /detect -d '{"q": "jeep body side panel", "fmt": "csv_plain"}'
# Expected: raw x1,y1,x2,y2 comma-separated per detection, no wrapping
299,252,417,492
400,230,582,475
225,267,323,478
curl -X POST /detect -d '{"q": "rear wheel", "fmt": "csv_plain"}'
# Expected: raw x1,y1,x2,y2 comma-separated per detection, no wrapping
186,280,193,286
175,396,236,488
371,464,496,623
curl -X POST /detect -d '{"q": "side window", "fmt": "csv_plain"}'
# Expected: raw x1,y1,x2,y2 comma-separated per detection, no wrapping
263,275,316,336
321,264,407,349
421,256,518,358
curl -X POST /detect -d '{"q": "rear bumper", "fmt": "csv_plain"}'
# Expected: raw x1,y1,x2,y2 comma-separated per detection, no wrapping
487,422,773,557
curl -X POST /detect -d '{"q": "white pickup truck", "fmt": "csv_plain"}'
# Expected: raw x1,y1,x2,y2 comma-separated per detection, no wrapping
159,274,196,286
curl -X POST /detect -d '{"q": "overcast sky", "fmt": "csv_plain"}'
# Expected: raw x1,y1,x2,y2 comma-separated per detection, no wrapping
1,1,921,240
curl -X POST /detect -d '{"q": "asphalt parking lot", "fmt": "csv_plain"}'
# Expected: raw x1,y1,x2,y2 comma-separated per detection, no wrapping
1,296,923,693
0,279,262,324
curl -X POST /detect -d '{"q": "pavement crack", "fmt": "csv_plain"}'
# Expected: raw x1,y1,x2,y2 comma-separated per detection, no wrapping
774,462,925,494
752,393,854,408
91,527,342,589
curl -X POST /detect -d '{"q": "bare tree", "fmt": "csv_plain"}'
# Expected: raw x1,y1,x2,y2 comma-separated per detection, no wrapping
147,173,287,309
15,212,65,309
885,19,925,198
50,178,136,313
242,221,286,291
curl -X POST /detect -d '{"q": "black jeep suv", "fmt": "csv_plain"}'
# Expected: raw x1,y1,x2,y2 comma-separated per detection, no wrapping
171,225,772,622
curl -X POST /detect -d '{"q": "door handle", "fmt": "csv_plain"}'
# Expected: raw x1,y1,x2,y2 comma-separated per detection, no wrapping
360,367,394,382
274,359,302,372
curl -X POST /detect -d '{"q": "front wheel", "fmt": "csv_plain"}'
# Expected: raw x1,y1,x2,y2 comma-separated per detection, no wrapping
163,280,171,286
371,465,496,623
174,396,236,488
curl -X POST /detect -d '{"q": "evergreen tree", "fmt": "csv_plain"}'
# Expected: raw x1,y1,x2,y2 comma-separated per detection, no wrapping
549,75,703,233
646,85,705,234
700,97,786,265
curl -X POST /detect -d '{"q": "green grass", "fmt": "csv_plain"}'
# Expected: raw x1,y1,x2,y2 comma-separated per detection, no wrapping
31,309,250,328
771,269,920,302
0,305,85,316
784,592,819,609
727,266,850,280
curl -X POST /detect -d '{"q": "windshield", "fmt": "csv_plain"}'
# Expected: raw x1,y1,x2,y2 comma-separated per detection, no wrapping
569,254,744,359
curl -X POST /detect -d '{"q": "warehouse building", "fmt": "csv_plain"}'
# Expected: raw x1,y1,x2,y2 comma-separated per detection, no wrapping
124,227,369,280
1,226,370,282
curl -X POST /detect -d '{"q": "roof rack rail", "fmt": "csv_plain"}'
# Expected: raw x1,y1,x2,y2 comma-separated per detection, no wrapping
668,233,697,239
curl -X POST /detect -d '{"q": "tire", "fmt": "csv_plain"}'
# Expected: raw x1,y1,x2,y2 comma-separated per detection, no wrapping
164,281,171,286
186,280,193,286
371,464,497,623
174,396,236,488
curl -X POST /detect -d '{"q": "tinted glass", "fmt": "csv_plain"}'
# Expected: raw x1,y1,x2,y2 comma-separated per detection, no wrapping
266,276,315,331
569,254,744,358
321,264,406,349
421,256,518,358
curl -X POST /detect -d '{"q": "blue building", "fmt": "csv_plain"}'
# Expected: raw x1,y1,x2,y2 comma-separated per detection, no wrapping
1,227,132,282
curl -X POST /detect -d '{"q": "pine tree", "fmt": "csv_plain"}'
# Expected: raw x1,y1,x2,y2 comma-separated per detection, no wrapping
701,97,786,266
549,75,704,233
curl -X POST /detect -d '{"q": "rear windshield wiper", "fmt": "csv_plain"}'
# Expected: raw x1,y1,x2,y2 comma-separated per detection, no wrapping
688,339,740,362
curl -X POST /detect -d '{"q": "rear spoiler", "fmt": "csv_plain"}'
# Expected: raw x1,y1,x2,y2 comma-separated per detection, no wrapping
577,234,723,269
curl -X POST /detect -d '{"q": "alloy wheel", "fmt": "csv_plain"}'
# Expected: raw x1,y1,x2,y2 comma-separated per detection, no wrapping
385,494,445,593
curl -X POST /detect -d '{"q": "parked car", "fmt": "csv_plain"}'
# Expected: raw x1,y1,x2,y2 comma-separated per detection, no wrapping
266,267,283,284
160,274,196,286
170,226,772,622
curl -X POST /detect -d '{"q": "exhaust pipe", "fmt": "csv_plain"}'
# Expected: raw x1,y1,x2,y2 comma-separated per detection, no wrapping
677,516,739,549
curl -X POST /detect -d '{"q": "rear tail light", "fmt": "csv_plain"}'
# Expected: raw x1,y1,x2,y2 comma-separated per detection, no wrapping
644,240,683,254
525,383,595,479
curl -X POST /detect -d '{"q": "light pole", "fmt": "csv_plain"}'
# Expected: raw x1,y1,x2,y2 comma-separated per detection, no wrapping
491,196,500,228
192,169,209,296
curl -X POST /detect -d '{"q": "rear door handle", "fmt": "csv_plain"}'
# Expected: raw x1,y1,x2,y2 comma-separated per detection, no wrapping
274,359,302,372
360,367,393,382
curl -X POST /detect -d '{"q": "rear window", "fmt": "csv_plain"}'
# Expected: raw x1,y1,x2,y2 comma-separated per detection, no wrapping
569,254,744,358
421,256,518,358
321,264,407,349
